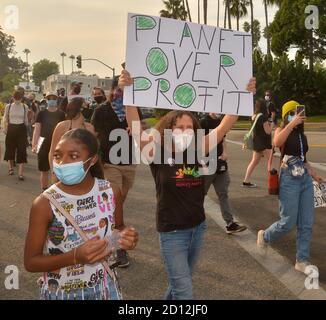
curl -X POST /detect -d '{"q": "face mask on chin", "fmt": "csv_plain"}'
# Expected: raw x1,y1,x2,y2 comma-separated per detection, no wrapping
53,158,92,185
265,96,270,101
172,132,194,153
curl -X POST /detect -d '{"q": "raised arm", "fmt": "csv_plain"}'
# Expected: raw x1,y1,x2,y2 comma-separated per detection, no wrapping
203,77,256,155
119,70,155,157
273,112,305,147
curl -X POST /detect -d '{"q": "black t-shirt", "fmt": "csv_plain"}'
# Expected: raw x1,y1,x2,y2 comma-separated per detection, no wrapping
150,147,206,232
283,129,309,162
253,114,272,152
267,101,276,117
36,109,65,144
91,102,134,165
200,116,223,158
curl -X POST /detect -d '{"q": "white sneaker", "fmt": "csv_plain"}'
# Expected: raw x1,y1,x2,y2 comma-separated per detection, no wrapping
257,230,268,249
295,261,317,275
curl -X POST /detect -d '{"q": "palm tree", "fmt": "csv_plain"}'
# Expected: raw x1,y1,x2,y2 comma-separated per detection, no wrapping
249,0,254,48
69,55,75,74
224,0,232,29
243,19,261,49
160,0,188,20
203,0,208,25
263,0,281,56
198,0,201,23
60,52,67,75
23,48,31,82
217,0,220,27
229,0,249,31
185,0,192,22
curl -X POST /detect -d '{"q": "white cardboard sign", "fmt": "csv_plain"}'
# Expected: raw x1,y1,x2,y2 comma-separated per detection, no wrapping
124,13,253,116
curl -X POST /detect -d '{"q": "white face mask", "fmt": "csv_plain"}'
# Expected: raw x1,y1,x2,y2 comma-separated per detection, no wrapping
172,132,194,153
265,96,271,101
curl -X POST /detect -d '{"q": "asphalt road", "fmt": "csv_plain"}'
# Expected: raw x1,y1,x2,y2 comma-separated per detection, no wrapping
0,130,325,300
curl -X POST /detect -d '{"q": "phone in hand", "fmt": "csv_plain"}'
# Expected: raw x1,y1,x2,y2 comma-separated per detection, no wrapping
296,105,305,117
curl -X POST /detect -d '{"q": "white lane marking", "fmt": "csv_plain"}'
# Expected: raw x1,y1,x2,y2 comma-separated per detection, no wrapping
204,195,326,300
226,139,326,173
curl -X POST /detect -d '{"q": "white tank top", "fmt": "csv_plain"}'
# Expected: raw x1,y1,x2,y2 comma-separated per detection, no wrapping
41,178,117,299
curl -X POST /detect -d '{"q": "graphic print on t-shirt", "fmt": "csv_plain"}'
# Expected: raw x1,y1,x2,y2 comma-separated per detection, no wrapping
173,165,203,188
42,179,117,298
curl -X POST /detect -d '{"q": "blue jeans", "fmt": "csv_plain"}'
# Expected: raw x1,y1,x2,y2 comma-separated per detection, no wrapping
264,167,314,262
159,221,207,300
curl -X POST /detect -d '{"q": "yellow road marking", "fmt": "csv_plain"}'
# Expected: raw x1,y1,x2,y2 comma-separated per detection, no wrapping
310,145,326,148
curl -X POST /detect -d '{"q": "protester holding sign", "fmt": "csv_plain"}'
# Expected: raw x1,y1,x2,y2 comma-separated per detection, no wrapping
32,92,65,190
243,99,273,188
119,70,256,300
257,100,324,275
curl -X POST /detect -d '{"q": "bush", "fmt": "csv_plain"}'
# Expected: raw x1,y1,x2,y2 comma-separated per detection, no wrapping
254,50,326,116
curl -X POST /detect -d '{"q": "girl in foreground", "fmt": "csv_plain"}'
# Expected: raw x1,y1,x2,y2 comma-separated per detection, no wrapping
24,128,138,300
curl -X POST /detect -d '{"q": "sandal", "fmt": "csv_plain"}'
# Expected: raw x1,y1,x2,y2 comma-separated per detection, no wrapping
18,175,25,181
9,169,14,176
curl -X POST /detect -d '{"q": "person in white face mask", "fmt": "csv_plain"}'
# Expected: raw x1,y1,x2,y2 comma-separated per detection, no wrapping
119,69,256,300
32,92,65,190
265,90,277,125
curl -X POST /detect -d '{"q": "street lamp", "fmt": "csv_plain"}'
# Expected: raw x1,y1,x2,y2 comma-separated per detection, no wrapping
69,55,75,74
23,48,31,84
60,52,67,75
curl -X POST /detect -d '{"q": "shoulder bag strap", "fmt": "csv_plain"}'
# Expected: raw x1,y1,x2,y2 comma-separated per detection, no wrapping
42,191,117,281
248,113,263,137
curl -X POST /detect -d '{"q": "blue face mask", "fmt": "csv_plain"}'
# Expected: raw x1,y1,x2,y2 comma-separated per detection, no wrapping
288,115,295,122
53,158,92,185
47,100,57,108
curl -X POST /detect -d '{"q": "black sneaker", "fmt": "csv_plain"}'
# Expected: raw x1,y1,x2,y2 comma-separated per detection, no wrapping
116,249,130,268
242,182,257,188
226,222,247,234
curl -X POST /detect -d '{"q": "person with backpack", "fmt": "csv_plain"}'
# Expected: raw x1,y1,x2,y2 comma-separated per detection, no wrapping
24,128,139,300
3,89,29,180
242,99,273,188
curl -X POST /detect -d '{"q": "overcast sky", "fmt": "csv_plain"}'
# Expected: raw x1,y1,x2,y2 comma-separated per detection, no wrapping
0,0,278,78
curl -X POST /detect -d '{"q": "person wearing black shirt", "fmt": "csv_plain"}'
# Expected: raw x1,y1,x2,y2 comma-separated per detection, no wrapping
91,83,137,268
120,70,256,300
265,90,277,124
32,92,65,190
243,99,273,188
257,100,324,275
200,113,247,234
59,81,82,114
